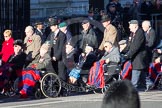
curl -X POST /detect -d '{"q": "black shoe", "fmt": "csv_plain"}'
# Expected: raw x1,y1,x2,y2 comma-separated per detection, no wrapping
136,88,145,92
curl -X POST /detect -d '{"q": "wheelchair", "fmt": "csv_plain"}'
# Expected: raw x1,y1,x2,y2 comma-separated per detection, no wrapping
38,71,90,98
148,63,162,90
94,62,122,94
9,62,121,98
22,71,62,99
4,70,61,99
5,69,88,99
0,66,87,99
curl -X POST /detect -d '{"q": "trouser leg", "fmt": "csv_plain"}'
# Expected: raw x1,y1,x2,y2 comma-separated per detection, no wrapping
131,70,141,88
58,61,67,82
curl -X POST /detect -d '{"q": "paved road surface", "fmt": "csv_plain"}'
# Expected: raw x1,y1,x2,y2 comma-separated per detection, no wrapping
0,90,162,108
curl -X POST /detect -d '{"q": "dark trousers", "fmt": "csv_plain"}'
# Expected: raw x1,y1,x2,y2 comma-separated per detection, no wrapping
131,69,147,89
52,60,67,81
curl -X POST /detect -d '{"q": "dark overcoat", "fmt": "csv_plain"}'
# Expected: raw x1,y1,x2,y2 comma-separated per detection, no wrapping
125,28,148,70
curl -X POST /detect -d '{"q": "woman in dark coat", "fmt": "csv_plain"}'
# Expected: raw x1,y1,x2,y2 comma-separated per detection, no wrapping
0,39,26,94
69,44,97,84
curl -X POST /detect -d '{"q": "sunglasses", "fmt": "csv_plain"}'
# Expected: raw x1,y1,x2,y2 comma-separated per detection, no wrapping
104,46,108,48
14,45,18,47
4,36,9,38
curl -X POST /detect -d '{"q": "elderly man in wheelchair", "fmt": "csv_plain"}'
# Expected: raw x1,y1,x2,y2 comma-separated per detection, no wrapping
87,41,120,92
100,41,121,82
16,43,55,98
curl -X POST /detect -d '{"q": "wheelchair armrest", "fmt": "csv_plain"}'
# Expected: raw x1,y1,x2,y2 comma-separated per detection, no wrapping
103,63,121,75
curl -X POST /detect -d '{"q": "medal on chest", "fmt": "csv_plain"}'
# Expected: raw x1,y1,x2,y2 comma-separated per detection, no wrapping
53,38,57,45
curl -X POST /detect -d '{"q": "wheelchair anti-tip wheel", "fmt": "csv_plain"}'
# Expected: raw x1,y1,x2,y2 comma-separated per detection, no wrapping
101,84,110,94
35,88,42,99
93,88,102,94
40,73,61,98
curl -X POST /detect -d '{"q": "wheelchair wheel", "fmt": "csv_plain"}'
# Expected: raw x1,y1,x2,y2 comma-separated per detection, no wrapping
40,73,61,98
101,84,110,94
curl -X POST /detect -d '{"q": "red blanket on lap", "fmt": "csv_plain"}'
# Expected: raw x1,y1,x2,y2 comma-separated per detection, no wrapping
149,63,162,83
18,68,41,96
87,60,105,88
121,61,132,80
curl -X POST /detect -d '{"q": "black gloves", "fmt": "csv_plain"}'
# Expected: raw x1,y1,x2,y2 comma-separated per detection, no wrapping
122,54,130,61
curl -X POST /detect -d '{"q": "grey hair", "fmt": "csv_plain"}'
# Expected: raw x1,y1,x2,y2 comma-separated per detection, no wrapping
142,20,151,27
25,25,34,32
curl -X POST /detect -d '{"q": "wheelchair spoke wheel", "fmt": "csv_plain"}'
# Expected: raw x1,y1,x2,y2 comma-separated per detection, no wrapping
40,73,61,98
